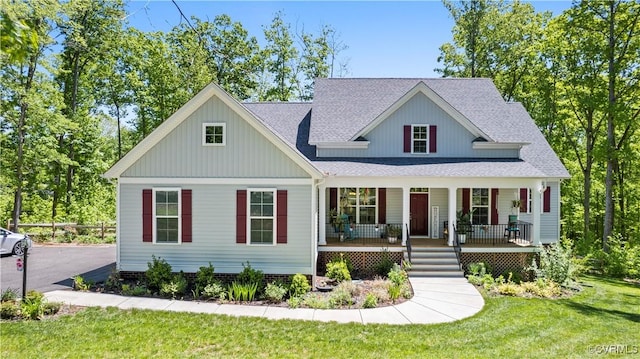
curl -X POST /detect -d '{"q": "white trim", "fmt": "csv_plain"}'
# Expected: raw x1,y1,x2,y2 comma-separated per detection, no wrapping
461,247,540,253
351,81,491,141
202,122,226,146
119,177,313,185
246,188,277,246
104,82,322,179
315,142,370,149
472,142,528,150
152,187,182,245
116,181,121,269
411,124,430,154
317,246,404,253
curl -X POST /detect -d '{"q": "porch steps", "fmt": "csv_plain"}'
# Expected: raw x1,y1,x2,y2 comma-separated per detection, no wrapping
404,247,464,278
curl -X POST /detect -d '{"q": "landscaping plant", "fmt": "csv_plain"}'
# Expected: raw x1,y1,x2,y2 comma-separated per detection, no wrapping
145,256,173,292
289,273,311,298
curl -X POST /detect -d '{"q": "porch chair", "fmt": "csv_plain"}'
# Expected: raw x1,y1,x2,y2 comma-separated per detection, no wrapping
340,214,359,240
504,215,520,241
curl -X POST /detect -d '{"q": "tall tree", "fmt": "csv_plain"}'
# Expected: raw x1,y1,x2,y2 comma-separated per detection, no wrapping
262,11,299,101
0,0,68,230
437,0,550,101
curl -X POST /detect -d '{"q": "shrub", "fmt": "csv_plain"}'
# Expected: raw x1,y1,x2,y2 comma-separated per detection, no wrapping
121,283,149,296
329,285,355,307
145,256,172,292
388,284,401,302
468,262,492,276
1,288,18,302
302,293,331,309
374,249,395,277
388,263,408,287
1,301,20,319
289,274,311,297
72,275,90,291
160,272,188,299
202,282,225,300
528,241,576,285
104,269,121,291
228,281,258,302
500,270,523,284
43,301,62,315
195,263,216,292
592,235,640,279
521,279,562,298
264,282,287,303
287,296,302,309
370,278,391,302
21,290,45,320
236,262,264,292
495,282,525,296
362,293,378,308
326,255,351,282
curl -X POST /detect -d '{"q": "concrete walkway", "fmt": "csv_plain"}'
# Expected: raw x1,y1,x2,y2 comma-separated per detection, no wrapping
45,277,483,325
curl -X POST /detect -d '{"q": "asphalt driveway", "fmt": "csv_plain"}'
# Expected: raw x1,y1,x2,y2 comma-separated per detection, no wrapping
1,244,115,294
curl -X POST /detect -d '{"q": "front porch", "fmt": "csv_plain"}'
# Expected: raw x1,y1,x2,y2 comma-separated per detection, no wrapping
322,233,532,248
318,183,548,249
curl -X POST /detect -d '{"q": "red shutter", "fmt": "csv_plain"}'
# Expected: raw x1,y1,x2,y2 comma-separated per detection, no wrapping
277,190,287,244
429,125,437,153
462,188,470,214
403,125,411,153
520,188,529,213
543,187,551,213
329,188,337,211
142,189,152,242
491,188,499,225
182,190,192,243
378,188,386,224
236,190,247,244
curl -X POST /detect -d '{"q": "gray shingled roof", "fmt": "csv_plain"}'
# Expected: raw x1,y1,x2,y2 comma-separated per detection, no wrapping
244,78,570,179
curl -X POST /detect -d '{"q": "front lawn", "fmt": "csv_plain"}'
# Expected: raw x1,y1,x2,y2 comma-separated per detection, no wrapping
2,276,638,358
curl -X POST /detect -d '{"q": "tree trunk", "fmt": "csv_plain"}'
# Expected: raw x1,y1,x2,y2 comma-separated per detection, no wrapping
602,1,617,252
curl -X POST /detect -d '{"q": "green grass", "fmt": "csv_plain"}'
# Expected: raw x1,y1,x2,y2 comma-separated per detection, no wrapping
2,276,638,358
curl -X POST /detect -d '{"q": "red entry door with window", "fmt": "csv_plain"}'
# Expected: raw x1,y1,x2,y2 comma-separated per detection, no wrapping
410,194,429,235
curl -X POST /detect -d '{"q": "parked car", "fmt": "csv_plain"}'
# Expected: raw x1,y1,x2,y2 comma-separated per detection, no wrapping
0,227,32,256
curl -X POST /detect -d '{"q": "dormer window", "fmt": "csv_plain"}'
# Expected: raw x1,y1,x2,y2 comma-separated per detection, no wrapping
202,123,226,146
412,125,429,153
404,125,437,154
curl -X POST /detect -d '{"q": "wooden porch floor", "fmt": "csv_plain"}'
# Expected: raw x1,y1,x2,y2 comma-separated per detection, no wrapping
323,237,532,248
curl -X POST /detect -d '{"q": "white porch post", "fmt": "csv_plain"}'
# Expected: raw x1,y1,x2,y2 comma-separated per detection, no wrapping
531,185,541,246
318,184,327,245
402,186,410,245
448,187,457,246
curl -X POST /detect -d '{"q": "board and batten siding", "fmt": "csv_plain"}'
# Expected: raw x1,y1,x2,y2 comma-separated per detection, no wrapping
122,96,310,178
119,183,313,274
316,93,519,159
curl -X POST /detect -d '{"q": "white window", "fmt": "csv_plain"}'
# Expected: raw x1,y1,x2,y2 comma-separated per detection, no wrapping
339,187,377,224
202,123,226,146
412,125,429,154
471,188,489,225
248,189,276,245
154,188,181,244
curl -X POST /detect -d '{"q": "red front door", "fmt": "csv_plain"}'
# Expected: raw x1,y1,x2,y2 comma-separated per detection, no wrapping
410,194,429,235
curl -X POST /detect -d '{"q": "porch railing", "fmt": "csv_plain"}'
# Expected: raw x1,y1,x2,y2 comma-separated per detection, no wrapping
453,224,462,269
456,221,532,246
405,224,412,263
324,223,404,246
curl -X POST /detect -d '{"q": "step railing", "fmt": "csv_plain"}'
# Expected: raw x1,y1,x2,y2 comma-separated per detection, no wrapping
453,224,462,270
405,223,412,263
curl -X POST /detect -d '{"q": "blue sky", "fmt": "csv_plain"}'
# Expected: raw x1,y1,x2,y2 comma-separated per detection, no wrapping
124,1,572,77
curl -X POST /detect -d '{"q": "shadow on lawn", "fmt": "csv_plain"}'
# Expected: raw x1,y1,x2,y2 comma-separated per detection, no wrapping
562,301,640,323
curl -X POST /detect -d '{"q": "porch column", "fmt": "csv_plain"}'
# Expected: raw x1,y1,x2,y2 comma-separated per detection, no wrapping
318,184,327,245
402,186,410,246
531,185,541,246
448,187,457,246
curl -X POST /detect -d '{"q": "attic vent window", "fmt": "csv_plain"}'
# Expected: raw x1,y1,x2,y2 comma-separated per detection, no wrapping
203,123,226,146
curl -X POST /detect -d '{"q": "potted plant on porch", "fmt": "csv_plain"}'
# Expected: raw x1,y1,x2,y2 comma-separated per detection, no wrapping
456,209,473,244
386,225,401,244
328,209,346,241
